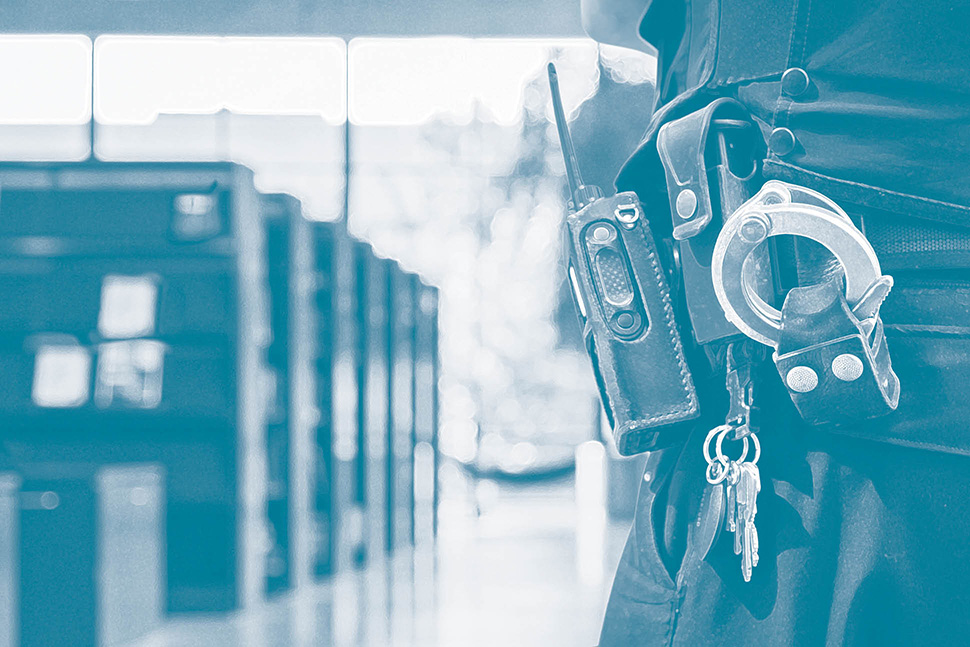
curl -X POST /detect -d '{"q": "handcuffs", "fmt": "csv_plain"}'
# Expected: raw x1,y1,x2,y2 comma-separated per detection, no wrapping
658,98,900,426
711,181,900,425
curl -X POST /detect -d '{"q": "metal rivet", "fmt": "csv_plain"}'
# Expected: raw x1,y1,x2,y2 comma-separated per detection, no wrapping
831,353,864,381
769,127,797,156
739,215,769,244
675,189,697,219
781,67,811,98
786,366,818,393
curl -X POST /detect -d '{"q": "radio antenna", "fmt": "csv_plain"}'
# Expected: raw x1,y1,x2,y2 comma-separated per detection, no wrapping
547,62,602,211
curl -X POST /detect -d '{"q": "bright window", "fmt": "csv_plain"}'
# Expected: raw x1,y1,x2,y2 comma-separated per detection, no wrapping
0,35,92,125
94,36,347,125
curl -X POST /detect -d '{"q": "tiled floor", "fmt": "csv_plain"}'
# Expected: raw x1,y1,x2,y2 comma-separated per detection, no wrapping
126,479,630,647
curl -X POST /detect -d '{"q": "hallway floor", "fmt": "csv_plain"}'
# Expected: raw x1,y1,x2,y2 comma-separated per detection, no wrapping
126,479,630,647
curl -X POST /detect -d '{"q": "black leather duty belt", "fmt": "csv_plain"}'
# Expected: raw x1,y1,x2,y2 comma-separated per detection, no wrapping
860,212,970,272
762,159,970,272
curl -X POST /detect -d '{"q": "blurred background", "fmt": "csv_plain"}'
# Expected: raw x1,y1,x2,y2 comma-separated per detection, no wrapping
0,3,658,645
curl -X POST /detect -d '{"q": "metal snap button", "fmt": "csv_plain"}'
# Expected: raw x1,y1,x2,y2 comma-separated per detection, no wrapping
769,127,797,156
781,67,810,98
832,353,864,381
786,366,819,393
675,189,697,219
615,312,636,330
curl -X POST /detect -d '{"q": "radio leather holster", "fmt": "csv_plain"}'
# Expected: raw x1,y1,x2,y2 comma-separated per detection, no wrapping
563,193,700,455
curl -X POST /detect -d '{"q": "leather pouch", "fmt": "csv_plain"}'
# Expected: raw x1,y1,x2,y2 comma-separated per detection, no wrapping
564,191,700,455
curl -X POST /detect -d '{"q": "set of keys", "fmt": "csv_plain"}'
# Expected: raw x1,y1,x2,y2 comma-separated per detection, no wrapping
704,426,761,581
700,341,764,582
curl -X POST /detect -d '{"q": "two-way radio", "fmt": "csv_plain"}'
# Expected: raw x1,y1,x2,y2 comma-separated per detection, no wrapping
549,63,699,455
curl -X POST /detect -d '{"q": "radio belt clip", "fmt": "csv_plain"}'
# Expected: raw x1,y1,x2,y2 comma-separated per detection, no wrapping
657,98,762,345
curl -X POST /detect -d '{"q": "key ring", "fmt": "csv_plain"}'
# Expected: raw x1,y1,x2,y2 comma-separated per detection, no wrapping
718,430,762,466
703,424,736,466
747,432,761,465
706,459,729,485
715,426,750,466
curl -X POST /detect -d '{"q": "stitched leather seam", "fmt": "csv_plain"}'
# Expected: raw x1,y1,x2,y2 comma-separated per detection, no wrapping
619,225,699,436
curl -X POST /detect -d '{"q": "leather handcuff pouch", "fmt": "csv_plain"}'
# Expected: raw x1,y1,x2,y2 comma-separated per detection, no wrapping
774,275,899,424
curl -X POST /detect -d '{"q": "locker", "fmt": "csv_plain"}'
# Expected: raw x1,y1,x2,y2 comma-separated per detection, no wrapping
261,193,318,595
0,339,235,421
355,243,390,560
387,266,416,550
0,161,270,613
0,184,231,245
312,221,363,576
16,463,163,647
413,281,440,543
0,257,236,338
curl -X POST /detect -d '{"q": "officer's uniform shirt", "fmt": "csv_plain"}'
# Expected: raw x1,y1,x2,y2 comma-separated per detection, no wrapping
617,0,970,213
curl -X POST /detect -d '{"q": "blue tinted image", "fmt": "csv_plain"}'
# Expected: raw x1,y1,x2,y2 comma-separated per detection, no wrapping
1,2,967,646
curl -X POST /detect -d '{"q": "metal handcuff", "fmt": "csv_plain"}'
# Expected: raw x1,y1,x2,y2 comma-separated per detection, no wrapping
710,180,899,424
711,180,888,347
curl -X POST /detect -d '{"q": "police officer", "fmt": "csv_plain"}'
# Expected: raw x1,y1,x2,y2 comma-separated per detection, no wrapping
577,1,970,644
